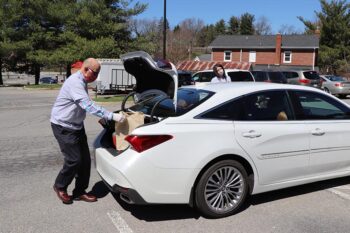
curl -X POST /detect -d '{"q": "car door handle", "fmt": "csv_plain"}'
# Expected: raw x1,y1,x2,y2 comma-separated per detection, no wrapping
242,130,262,138
311,128,325,136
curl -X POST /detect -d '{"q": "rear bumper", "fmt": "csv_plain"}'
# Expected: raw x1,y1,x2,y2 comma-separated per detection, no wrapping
99,175,147,204
95,147,196,204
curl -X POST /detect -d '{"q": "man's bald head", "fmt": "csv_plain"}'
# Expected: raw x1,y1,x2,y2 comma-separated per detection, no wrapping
81,58,101,83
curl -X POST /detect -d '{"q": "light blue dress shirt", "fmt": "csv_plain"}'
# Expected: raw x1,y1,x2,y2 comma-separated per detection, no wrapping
50,71,113,130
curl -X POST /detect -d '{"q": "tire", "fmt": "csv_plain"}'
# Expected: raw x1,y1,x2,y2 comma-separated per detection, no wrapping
324,87,330,94
195,160,249,218
338,94,347,99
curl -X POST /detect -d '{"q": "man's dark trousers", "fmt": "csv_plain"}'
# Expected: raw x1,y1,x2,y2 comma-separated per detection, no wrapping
51,123,91,196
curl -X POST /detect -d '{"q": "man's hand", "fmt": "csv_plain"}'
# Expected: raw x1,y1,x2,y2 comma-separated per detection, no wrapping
112,113,126,123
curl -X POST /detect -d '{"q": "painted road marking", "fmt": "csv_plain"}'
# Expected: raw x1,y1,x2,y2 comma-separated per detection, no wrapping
333,185,350,190
327,188,350,201
107,210,133,233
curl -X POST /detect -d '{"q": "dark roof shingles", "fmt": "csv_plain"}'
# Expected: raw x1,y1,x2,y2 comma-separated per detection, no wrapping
209,35,319,49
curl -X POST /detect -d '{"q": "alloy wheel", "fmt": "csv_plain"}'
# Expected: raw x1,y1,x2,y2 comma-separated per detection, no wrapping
204,166,245,214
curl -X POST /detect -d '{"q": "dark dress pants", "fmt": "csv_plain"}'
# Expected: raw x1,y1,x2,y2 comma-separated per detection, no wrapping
51,123,91,196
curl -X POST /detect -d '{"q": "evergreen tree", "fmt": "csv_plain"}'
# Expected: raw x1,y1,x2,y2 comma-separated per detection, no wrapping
300,0,350,74
0,0,147,84
240,13,255,35
215,19,226,35
228,16,240,35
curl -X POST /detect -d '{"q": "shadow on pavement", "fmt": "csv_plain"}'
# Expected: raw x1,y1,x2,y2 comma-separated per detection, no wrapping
250,176,350,206
112,192,201,221
93,176,350,221
89,181,110,199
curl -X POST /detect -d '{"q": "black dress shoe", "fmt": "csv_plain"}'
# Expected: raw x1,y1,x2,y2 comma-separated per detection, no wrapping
53,186,73,204
74,193,97,202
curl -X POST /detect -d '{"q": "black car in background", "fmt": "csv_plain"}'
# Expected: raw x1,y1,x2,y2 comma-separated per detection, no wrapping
177,70,193,87
251,70,287,84
39,77,58,84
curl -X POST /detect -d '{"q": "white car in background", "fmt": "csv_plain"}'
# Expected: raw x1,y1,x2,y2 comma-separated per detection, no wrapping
94,51,350,218
191,69,255,84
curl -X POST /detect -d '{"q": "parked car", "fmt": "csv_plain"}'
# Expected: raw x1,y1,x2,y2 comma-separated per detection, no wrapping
282,70,322,89
177,70,193,87
39,77,58,84
251,70,287,83
94,51,350,218
191,69,255,83
320,75,350,99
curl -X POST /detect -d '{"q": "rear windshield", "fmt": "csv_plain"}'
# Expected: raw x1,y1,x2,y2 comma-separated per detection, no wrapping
329,76,346,82
303,71,320,80
128,88,214,117
227,71,254,82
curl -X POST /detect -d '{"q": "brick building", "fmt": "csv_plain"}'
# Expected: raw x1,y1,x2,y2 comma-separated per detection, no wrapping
208,34,319,71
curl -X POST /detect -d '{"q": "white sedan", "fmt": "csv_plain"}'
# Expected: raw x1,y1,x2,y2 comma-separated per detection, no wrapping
94,52,350,218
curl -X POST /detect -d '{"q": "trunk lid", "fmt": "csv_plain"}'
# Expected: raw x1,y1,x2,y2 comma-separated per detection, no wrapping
121,51,178,106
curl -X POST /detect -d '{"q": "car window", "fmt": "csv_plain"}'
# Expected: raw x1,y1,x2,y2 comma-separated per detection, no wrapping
303,71,320,80
201,72,215,82
227,71,254,82
283,72,299,79
242,91,293,121
290,91,350,120
329,76,346,82
129,88,214,117
199,97,245,120
252,71,266,81
268,72,285,82
200,90,292,121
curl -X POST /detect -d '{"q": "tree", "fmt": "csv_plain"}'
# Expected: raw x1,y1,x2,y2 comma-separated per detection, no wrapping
254,16,272,35
228,16,240,35
167,18,204,62
240,13,255,35
214,19,226,35
299,0,350,74
277,24,303,35
0,0,31,85
1,0,147,84
128,18,162,55
197,24,216,47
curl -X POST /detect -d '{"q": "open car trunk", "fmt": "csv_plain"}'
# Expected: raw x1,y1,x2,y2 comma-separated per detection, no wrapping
97,51,179,151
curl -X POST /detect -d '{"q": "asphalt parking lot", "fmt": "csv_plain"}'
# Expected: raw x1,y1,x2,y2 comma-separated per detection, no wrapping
1,87,350,233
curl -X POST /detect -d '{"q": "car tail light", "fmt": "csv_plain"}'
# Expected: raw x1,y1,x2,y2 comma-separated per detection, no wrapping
335,83,344,87
125,135,173,153
299,79,310,84
112,132,117,148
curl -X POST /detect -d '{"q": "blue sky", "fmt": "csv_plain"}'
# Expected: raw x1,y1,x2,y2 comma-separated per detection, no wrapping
133,0,322,33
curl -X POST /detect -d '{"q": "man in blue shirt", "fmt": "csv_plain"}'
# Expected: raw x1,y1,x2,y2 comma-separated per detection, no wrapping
51,58,125,204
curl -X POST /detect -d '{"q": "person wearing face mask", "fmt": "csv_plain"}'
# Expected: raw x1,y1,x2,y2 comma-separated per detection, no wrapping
211,64,231,83
50,58,125,204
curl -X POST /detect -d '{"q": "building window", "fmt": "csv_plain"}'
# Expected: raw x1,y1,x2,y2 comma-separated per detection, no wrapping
249,51,256,62
224,51,231,61
284,51,292,63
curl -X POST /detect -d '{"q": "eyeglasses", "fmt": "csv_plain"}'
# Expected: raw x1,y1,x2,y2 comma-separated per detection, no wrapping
88,67,99,76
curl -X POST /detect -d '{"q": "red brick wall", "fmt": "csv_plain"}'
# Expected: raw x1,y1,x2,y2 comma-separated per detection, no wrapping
212,49,316,66
283,50,315,66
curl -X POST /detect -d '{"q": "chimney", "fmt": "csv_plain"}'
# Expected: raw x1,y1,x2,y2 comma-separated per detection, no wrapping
275,33,282,65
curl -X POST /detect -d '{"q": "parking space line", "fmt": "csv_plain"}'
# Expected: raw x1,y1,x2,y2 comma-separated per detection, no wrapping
333,185,350,190
327,188,350,201
107,210,133,233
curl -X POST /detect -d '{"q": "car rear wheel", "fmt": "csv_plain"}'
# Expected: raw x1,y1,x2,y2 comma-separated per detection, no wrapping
324,87,330,94
195,160,248,218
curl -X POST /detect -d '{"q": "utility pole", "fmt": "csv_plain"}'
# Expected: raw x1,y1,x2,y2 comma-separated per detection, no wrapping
163,0,166,59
